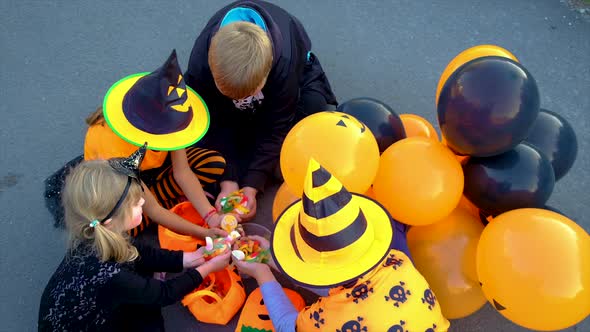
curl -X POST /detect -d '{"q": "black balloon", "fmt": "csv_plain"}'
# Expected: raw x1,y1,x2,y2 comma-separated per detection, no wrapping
463,143,555,216
523,109,578,181
437,56,540,157
337,97,406,153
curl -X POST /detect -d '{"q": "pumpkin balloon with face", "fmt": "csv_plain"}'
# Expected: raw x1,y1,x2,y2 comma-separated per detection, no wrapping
236,287,306,332
280,111,380,196
336,97,407,153
477,208,590,331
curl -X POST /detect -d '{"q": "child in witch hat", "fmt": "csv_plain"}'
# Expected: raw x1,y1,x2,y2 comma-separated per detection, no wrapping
234,159,450,331
184,0,338,222
38,145,231,331
82,49,234,238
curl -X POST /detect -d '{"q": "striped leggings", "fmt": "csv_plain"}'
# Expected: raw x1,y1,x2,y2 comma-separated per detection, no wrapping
130,147,225,236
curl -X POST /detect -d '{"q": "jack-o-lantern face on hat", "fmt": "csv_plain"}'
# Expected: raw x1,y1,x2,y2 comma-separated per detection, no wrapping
166,74,192,113
122,51,193,134
103,49,210,151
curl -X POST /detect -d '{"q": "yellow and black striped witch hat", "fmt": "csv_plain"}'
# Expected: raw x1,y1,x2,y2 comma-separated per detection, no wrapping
272,158,395,288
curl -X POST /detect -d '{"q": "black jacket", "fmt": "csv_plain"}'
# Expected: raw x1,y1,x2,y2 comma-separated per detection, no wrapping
185,0,312,191
38,243,202,331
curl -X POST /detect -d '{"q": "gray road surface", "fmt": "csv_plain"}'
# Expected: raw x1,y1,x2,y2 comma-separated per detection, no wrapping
1,1,589,331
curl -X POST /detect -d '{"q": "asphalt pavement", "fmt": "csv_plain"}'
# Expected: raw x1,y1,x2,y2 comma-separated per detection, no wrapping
1,1,588,331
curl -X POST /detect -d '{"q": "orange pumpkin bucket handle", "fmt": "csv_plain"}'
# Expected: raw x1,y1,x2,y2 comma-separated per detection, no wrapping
198,273,217,292
182,273,218,305
181,267,246,325
184,289,223,306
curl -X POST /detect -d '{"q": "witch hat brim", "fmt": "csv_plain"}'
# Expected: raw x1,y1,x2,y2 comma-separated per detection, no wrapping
103,73,209,151
271,193,395,288
103,50,209,151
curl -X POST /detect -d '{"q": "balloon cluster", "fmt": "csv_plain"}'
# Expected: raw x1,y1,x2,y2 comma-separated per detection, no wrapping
274,44,587,330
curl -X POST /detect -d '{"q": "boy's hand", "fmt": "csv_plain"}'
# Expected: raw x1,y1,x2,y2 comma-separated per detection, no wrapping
241,186,258,221
216,181,240,211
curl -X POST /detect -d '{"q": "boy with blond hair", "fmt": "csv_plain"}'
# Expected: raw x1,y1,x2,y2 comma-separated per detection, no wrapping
185,0,337,221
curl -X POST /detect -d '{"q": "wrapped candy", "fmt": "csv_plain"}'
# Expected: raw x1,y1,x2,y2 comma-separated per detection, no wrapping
233,238,270,263
203,231,241,260
220,190,250,215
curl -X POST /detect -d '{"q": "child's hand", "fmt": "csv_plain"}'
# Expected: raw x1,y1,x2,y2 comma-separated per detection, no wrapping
235,260,274,284
215,181,239,211
206,227,228,239
183,248,206,268
200,251,231,275
244,235,270,249
238,235,278,270
206,212,224,228
241,187,258,221
236,224,246,237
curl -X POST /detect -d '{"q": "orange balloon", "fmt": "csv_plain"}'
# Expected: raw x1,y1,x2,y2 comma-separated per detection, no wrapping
400,114,440,141
477,208,590,331
408,207,486,319
272,182,300,222
373,137,464,225
363,186,377,200
280,111,380,196
435,45,519,105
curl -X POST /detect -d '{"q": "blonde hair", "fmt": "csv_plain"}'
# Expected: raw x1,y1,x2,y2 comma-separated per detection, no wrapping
63,160,142,263
209,21,273,99
86,106,105,126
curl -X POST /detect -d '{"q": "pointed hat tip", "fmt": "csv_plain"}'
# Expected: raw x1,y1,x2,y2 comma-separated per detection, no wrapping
303,158,321,194
302,158,349,198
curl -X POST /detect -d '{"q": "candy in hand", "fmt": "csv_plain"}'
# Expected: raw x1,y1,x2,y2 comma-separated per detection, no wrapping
231,250,245,261
220,190,250,215
220,214,238,233
233,238,270,263
203,231,241,260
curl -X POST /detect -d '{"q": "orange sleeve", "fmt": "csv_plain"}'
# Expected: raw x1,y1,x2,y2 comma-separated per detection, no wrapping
84,123,168,171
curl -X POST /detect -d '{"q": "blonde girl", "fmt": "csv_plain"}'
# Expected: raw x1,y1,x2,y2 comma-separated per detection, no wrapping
39,149,230,331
